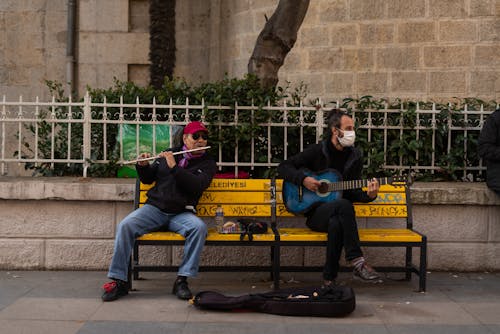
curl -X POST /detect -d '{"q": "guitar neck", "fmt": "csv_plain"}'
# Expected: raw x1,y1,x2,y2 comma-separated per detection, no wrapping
327,177,392,192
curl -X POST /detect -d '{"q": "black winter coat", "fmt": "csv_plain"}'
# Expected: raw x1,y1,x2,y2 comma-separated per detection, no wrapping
277,139,374,210
136,147,217,213
478,109,500,192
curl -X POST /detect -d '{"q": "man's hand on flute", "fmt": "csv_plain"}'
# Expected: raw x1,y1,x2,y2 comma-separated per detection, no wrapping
136,153,152,166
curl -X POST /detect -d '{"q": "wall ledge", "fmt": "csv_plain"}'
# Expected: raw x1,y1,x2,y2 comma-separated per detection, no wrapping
410,182,500,205
1,177,499,205
0,177,135,201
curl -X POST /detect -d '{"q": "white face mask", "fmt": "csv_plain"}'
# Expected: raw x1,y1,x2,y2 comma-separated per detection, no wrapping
337,130,356,147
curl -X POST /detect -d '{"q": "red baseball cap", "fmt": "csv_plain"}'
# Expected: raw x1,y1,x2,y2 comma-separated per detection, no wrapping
183,121,208,135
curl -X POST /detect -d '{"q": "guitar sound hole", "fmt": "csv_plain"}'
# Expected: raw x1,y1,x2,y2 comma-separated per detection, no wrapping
318,183,329,194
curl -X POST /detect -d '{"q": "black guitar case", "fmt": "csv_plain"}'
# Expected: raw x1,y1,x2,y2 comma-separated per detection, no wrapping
193,285,355,317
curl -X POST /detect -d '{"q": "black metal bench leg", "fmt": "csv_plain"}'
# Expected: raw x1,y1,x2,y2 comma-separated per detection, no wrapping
419,237,427,292
127,256,133,290
273,244,280,290
270,246,275,281
405,246,412,281
133,242,139,280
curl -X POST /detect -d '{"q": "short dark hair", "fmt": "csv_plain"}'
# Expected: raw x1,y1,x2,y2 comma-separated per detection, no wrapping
326,109,350,129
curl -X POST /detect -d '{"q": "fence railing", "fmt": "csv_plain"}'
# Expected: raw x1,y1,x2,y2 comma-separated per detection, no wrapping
0,93,496,180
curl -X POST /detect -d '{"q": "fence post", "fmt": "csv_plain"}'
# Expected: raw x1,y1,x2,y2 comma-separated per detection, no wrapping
82,91,91,177
316,98,324,142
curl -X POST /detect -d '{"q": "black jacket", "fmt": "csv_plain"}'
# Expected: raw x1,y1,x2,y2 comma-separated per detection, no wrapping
136,147,217,213
278,139,374,206
478,109,500,192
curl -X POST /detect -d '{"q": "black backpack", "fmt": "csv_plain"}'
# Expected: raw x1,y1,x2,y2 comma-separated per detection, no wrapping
237,218,268,241
193,285,355,317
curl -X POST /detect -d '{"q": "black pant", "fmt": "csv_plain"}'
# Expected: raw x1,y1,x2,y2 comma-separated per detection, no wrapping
306,198,363,281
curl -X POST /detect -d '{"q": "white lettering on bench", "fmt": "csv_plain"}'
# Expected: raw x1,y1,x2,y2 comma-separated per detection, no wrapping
211,180,248,188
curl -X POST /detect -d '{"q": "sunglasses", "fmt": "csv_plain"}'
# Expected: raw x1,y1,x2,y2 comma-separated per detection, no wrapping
191,132,208,140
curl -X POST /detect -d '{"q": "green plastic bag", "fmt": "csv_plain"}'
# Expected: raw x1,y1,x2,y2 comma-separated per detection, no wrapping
116,124,172,178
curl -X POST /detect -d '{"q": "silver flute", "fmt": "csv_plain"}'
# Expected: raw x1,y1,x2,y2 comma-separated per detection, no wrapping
120,146,211,165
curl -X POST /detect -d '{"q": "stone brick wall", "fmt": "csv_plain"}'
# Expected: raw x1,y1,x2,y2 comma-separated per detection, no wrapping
203,0,499,102
175,0,499,101
0,0,67,100
1,0,497,100
305,0,498,101
78,0,149,95
0,177,499,271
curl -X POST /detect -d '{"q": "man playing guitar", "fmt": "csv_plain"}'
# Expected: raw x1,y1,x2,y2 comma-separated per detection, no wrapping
278,109,382,286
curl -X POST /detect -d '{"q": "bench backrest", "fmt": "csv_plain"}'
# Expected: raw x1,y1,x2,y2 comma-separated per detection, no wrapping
135,178,411,226
275,180,411,227
135,179,276,218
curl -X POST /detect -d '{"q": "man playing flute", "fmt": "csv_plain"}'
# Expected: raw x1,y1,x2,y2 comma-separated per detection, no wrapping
102,121,216,301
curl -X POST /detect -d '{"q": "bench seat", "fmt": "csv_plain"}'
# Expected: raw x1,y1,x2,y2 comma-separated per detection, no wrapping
137,228,278,242
278,228,424,243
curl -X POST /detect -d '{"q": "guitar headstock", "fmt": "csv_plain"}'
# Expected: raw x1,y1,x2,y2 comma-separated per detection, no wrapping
389,174,412,187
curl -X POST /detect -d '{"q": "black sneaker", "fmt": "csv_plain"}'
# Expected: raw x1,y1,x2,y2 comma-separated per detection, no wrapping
172,279,192,300
102,279,129,302
322,279,337,288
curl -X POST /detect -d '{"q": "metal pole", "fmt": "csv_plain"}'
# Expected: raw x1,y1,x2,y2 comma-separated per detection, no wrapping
66,0,77,96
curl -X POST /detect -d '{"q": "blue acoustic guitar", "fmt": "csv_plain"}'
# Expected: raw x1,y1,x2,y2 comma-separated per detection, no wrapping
282,168,405,214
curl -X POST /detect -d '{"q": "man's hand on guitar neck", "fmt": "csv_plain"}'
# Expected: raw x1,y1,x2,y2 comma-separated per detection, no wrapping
303,176,322,192
302,176,380,198
367,178,380,199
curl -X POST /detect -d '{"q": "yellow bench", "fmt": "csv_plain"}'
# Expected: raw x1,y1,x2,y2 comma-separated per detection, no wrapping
274,179,427,292
131,179,281,288
131,178,427,291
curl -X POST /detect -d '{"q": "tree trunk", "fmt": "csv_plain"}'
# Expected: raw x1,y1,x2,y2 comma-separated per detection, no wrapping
248,0,310,89
149,0,176,89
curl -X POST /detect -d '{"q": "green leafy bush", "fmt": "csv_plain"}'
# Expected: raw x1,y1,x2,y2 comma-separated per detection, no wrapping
341,96,497,181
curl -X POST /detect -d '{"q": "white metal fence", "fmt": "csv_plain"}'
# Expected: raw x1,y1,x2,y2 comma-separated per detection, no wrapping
0,93,496,179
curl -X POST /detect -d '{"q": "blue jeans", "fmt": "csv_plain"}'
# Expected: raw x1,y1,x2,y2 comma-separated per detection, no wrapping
107,204,208,282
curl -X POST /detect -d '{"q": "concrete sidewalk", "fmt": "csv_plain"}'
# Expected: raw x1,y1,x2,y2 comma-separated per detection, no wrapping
0,270,499,334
